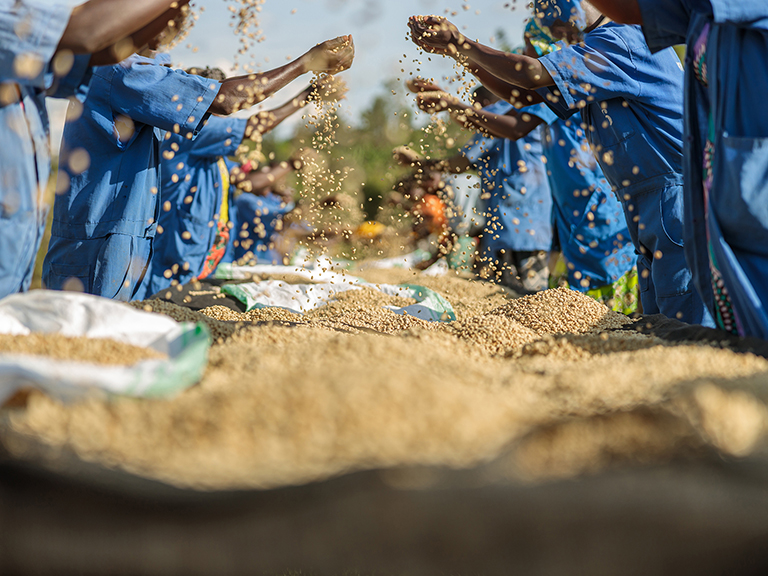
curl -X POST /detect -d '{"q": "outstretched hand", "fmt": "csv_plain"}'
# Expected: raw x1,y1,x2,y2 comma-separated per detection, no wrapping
406,77,443,94
415,91,458,114
392,146,423,167
304,35,355,74
408,15,462,57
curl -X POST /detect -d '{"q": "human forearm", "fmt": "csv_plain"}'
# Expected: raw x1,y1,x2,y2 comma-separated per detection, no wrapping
408,16,552,90
244,86,311,139
212,60,306,115
418,154,471,175
451,104,544,141
58,0,187,54
211,35,354,115
88,5,181,65
458,39,553,90
586,0,643,23
467,66,545,106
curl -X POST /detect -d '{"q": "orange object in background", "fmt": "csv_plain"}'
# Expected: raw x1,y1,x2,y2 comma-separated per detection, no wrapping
413,194,447,235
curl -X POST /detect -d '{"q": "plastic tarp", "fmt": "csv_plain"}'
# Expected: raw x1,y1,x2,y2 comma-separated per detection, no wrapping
221,280,456,322
0,291,210,403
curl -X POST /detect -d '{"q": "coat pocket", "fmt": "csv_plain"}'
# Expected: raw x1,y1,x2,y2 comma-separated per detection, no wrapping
712,135,768,253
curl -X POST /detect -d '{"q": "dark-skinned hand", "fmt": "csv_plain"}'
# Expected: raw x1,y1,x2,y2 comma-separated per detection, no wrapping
406,76,443,94
415,91,457,113
303,35,355,74
408,15,462,57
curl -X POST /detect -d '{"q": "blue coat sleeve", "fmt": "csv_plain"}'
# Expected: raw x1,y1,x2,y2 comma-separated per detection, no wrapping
708,0,768,26
47,54,93,99
106,57,221,137
461,133,495,166
539,26,643,113
637,0,696,51
186,116,248,160
0,0,72,88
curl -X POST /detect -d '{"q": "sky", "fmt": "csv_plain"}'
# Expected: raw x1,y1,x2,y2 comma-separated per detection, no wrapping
48,0,531,151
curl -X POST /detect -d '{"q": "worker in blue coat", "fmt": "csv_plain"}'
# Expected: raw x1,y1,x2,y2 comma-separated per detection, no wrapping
225,159,300,266
145,71,323,295
408,3,712,325
0,0,195,299
588,0,768,337
45,34,354,301
415,68,638,311
521,103,638,311
460,100,553,292
397,84,553,293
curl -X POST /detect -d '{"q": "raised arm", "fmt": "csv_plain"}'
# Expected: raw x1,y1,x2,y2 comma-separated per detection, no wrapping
415,93,544,142
210,35,354,115
464,65,545,106
409,16,552,91
58,0,189,55
393,147,472,175
243,75,342,140
586,0,643,24
88,4,187,66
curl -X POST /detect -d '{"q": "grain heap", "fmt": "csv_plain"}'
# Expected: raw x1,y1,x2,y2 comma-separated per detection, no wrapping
490,286,631,334
5,274,768,491
198,305,305,324
447,315,539,356
130,299,244,343
0,334,165,366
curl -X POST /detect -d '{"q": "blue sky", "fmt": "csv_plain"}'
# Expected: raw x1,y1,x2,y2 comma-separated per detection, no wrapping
50,1,531,150
169,0,530,127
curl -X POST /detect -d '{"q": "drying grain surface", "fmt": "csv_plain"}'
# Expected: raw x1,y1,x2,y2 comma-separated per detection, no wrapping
130,300,245,342
490,286,631,334
0,333,165,365
5,275,768,491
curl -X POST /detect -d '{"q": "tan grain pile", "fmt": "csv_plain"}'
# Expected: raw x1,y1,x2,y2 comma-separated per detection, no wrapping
199,304,306,324
0,333,165,365
490,286,631,334
130,299,243,342
5,275,768,491
447,315,539,356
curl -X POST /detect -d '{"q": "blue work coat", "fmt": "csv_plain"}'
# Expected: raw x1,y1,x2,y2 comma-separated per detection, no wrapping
522,103,635,290
461,100,553,254
146,116,247,294
639,0,768,337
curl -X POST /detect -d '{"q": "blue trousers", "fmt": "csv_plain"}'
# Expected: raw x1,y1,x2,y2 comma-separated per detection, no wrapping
620,184,713,325
43,233,153,301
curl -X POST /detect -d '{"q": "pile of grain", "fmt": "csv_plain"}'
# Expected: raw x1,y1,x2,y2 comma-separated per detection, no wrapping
130,300,244,342
5,275,768,491
355,269,510,320
490,286,631,334
199,305,305,324
0,333,165,366
447,315,539,356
